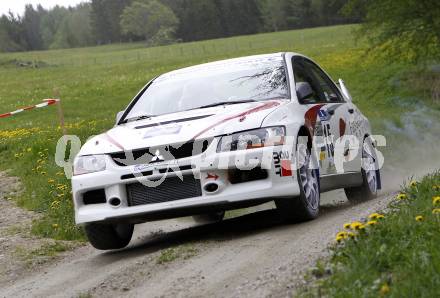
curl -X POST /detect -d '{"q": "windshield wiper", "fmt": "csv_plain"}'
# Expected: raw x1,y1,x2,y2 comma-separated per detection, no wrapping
194,99,258,110
122,114,155,123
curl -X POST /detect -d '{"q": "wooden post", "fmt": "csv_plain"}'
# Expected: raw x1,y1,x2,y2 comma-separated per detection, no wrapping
54,89,67,136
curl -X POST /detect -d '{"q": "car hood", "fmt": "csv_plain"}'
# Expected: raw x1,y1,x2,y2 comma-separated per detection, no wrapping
79,99,287,155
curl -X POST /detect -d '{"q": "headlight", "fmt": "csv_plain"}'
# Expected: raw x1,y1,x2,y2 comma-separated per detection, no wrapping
73,155,107,176
217,126,285,152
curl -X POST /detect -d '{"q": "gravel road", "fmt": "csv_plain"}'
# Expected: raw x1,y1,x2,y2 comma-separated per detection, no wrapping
0,189,395,298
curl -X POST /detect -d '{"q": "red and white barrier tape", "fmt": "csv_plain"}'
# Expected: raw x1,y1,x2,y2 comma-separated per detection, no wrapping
0,99,60,119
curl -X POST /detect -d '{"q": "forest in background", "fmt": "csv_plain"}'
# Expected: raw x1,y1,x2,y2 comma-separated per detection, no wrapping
0,0,360,52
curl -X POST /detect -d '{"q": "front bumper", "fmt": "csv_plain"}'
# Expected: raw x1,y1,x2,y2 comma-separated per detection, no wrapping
72,145,300,224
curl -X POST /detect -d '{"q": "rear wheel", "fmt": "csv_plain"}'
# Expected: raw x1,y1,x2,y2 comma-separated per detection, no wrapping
345,137,379,202
84,223,134,250
276,136,320,222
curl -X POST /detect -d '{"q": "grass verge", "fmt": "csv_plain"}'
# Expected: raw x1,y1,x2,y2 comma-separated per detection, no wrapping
301,171,440,297
156,244,199,264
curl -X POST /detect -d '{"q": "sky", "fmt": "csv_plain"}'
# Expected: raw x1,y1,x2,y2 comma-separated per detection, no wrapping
0,0,89,16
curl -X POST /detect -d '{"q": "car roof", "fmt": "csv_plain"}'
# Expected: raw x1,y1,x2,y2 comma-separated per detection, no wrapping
158,52,289,80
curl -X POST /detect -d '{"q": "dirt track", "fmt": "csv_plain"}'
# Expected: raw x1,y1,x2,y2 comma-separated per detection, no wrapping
0,189,395,298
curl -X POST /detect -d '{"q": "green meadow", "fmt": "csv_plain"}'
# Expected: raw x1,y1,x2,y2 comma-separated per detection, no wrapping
0,24,438,240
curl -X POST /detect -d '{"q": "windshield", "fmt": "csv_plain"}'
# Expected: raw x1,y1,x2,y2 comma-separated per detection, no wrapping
124,57,289,121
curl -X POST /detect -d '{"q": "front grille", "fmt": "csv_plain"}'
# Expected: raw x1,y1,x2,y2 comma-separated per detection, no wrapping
110,139,211,167
121,165,193,180
127,175,202,206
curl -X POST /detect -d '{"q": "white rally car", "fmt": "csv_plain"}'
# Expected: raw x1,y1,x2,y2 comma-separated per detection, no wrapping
72,53,381,250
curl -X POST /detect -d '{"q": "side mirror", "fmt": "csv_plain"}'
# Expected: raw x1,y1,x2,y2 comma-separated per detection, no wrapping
296,82,314,101
338,79,352,102
116,111,124,125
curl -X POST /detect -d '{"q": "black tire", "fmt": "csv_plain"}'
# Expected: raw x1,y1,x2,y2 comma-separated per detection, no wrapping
84,223,134,250
345,137,379,202
193,211,225,224
275,135,320,222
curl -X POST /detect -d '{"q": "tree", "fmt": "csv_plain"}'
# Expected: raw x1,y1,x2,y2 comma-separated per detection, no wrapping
40,6,69,48
90,0,132,44
344,0,440,63
217,0,262,36
22,4,46,50
259,0,290,32
120,0,179,44
50,4,94,49
0,13,26,52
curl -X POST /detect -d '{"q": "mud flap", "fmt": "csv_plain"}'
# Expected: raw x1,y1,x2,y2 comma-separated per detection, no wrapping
376,169,382,190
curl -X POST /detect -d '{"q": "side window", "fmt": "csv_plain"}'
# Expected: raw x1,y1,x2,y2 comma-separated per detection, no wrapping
303,60,344,103
292,58,320,104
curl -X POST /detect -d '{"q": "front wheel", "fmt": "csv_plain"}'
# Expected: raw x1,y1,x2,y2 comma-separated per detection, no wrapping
345,137,379,202
84,223,134,250
276,138,320,222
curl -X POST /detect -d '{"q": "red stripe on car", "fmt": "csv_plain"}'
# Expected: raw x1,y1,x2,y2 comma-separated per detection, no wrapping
304,104,325,135
192,100,281,139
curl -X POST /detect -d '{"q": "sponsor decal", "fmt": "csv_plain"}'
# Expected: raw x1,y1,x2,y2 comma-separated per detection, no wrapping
273,151,292,177
133,164,154,173
318,110,331,121
206,173,219,180
143,124,182,139
339,118,346,137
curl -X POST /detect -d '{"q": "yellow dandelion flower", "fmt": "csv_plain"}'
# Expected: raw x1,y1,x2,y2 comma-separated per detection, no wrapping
432,209,440,214
50,200,60,208
367,220,378,226
48,179,55,184
368,213,382,219
432,196,440,206
415,215,424,222
56,171,64,176
336,231,348,238
396,193,407,200
347,232,356,239
343,223,351,229
380,283,390,296
410,181,418,187
350,221,363,230
377,214,385,219
336,235,345,243
357,224,366,231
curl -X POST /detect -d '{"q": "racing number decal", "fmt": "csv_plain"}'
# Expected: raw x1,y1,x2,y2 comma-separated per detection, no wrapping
322,123,334,161
273,151,292,177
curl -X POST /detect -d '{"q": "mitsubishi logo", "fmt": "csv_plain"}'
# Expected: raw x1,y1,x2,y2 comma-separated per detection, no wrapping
150,149,164,163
